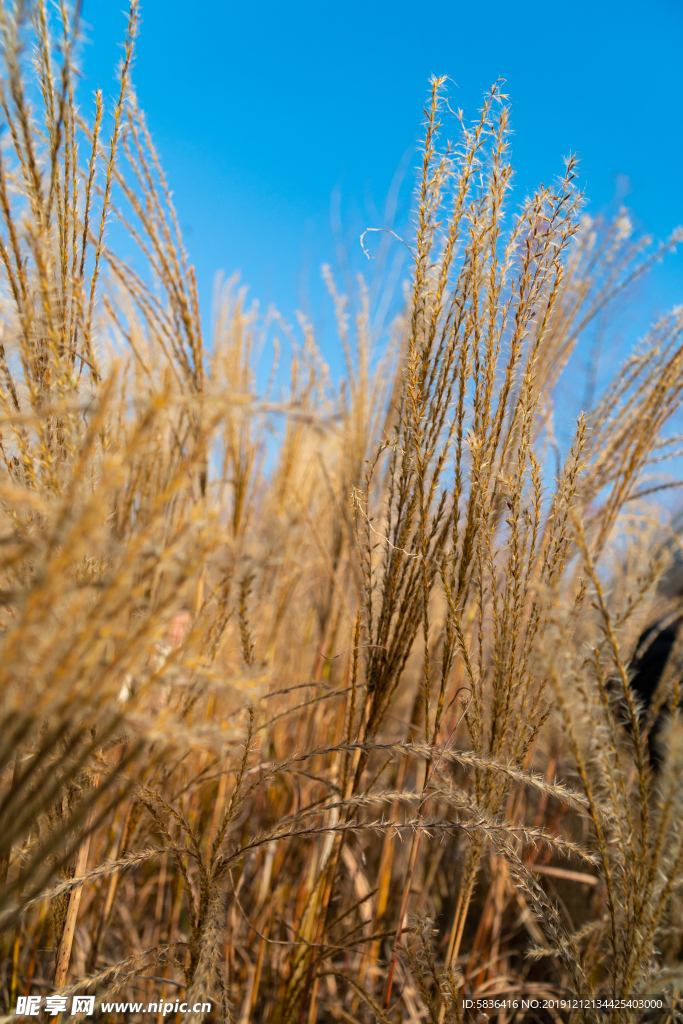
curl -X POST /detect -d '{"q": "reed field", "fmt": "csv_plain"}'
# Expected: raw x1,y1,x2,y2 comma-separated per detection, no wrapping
3,2,683,1021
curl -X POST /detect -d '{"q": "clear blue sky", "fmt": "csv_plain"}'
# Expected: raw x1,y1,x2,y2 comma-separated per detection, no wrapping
81,0,683,361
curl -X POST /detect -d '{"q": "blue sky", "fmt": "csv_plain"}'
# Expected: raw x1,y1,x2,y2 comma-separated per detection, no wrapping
80,0,683,369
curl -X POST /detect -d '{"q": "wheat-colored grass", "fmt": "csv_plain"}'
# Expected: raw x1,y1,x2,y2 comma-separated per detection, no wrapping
1,4,683,1023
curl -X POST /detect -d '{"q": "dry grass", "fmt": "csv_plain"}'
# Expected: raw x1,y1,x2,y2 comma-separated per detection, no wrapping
2,4,683,1023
